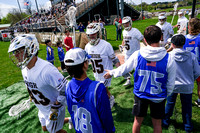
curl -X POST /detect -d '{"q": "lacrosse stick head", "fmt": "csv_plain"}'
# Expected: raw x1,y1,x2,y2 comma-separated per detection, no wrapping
174,3,178,11
9,99,31,117
65,6,77,28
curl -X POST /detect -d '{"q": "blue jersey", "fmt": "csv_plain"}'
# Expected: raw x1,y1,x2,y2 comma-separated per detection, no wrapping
66,78,115,133
134,52,169,100
57,47,65,62
46,46,54,62
183,35,200,64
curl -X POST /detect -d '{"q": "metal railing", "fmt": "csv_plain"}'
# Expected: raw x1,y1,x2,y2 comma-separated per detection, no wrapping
9,19,65,33
76,0,104,19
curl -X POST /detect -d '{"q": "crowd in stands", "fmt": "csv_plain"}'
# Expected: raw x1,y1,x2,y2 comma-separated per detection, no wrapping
13,1,74,32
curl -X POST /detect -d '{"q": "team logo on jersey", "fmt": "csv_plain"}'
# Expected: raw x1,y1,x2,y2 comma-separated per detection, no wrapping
146,61,156,67
90,54,101,58
58,78,62,83
81,99,84,103
189,41,195,45
24,80,38,88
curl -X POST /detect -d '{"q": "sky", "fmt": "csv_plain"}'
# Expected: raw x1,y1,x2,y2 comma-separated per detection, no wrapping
0,0,176,18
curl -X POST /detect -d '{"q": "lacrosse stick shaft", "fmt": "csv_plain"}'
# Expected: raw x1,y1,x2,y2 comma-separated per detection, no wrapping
171,12,176,25
73,27,76,47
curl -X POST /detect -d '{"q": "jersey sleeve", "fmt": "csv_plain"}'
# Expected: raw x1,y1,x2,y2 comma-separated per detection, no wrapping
43,65,67,93
96,83,115,133
106,43,116,60
168,24,174,36
134,28,144,41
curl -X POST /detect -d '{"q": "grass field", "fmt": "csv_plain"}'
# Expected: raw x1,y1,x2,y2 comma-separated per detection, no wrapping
0,15,200,133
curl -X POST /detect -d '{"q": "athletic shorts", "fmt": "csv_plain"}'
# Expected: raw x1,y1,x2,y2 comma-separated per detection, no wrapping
132,95,166,119
196,76,200,82
38,106,65,133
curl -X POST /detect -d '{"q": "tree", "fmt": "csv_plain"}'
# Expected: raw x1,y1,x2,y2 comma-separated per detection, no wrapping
6,9,29,25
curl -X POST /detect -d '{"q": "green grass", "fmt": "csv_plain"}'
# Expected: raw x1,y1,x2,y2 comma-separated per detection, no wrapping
1,15,200,132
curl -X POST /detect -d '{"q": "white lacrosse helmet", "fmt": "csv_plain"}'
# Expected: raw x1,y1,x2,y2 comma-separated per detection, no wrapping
8,34,39,69
158,13,166,25
122,16,132,31
86,23,101,45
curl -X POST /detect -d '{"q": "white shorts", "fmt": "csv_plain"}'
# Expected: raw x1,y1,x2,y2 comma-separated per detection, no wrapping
38,106,65,133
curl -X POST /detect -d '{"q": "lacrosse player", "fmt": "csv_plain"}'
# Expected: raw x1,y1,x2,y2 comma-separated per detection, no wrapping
183,18,200,107
163,34,200,132
119,16,146,86
173,11,188,35
8,34,71,133
156,12,174,47
85,23,120,108
64,48,115,133
104,25,176,133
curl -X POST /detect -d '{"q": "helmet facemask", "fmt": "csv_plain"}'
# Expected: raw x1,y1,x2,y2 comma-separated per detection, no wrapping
123,22,132,31
122,16,132,31
87,32,100,46
159,18,166,25
86,23,101,46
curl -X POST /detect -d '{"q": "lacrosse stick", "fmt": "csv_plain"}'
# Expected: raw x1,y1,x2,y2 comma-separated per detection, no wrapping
171,3,178,25
9,99,31,119
65,6,77,47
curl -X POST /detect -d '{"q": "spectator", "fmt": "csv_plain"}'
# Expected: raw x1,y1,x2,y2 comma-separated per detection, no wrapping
118,16,122,24
45,40,54,65
64,29,74,51
78,22,85,32
113,18,122,41
57,41,66,72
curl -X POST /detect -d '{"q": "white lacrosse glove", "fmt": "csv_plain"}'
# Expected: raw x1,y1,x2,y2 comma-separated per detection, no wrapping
49,104,63,121
57,95,67,106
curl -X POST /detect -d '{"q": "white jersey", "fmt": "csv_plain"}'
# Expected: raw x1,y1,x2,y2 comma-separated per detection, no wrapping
85,39,116,86
122,28,143,60
156,21,174,46
22,57,67,114
177,16,188,35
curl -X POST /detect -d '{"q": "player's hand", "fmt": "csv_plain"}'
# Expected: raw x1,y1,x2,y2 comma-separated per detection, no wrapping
49,103,63,121
104,70,112,79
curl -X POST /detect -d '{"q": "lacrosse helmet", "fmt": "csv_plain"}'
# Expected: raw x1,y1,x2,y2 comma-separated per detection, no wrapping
158,12,166,25
8,34,39,69
122,16,132,31
86,23,101,45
